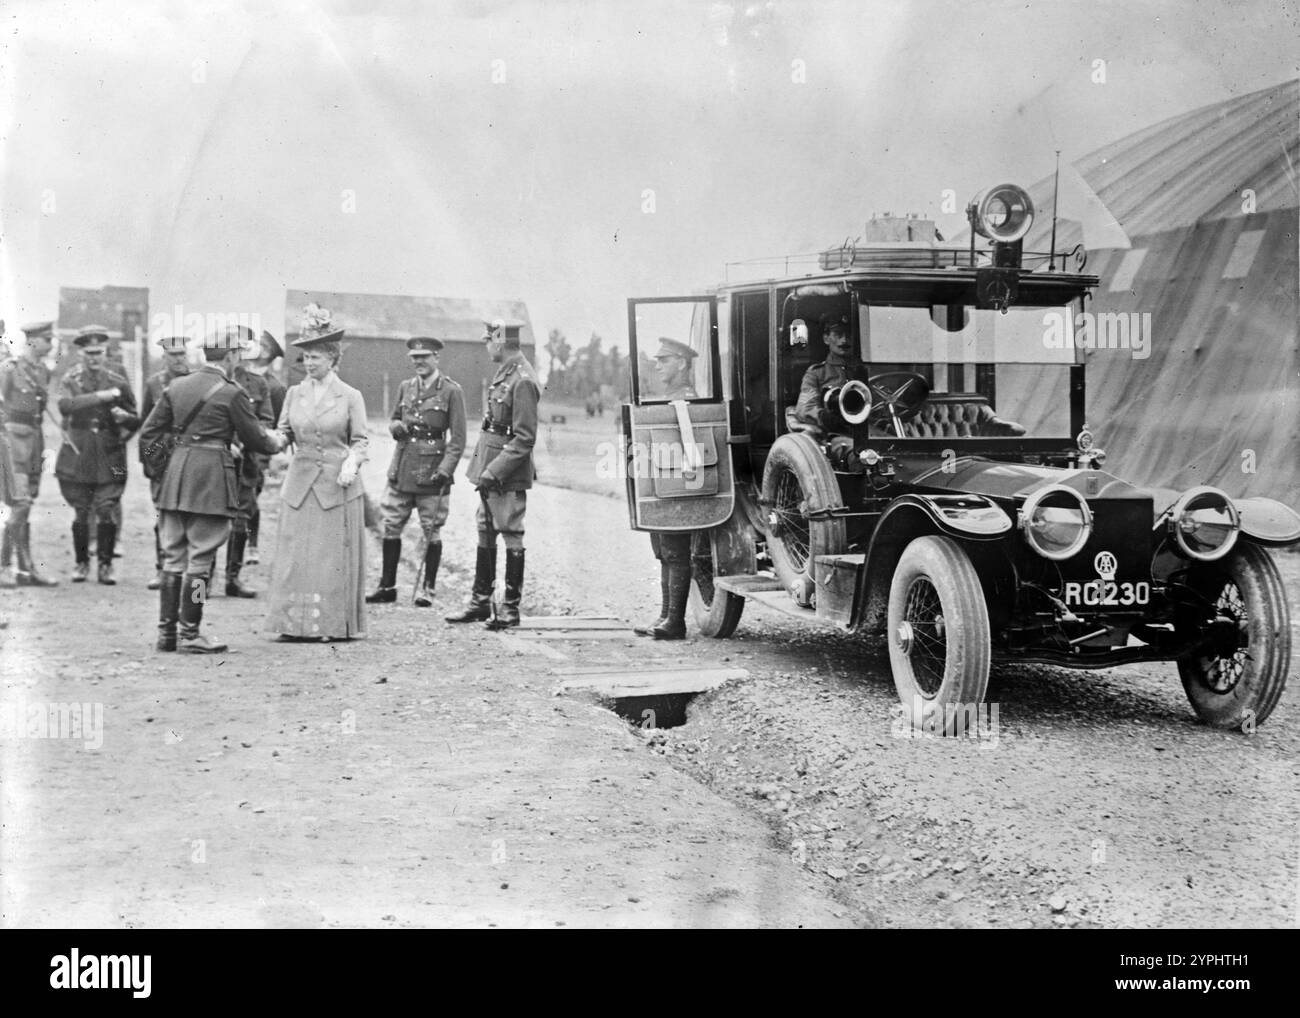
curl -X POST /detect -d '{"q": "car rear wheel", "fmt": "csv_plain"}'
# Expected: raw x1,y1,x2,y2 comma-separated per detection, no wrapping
760,433,846,598
689,544,744,638
1177,542,1291,729
887,535,990,727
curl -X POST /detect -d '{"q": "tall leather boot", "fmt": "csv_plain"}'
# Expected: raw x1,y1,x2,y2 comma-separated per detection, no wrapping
179,573,227,654
246,506,261,565
413,541,442,608
148,523,163,590
0,523,13,586
96,522,117,585
156,572,183,651
445,546,496,622
16,520,58,587
366,538,401,604
486,549,525,630
225,529,257,598
71,521,91,582
652,562,691,640
634,562,672,636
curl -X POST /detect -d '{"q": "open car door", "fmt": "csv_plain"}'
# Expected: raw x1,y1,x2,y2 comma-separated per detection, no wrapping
623,296,734,531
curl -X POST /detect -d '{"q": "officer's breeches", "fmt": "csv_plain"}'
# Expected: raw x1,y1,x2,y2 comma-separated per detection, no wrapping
58,480,125,527
380,487,450,542
159,511,231,577
476,490,526,550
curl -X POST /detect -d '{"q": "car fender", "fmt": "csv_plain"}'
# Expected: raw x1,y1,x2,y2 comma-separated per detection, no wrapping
1234,496,1300,546
852,496,1010,633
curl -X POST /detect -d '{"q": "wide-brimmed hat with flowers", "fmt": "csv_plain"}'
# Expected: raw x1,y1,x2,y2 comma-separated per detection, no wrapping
293,303,345,350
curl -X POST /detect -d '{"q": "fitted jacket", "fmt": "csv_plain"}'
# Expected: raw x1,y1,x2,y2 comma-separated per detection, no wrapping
466,351,540,491
277,372,369,511
138,364,280,516
387,372,467,494
55,364,141,485
0,354,52,479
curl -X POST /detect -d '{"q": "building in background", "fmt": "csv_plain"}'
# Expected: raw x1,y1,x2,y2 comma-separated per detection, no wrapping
283,290,535,418
56,285,150,390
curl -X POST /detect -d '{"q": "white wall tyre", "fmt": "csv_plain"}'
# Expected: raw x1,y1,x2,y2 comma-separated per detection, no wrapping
1177,542,1291,730
887,535,990,727
760,433,846,594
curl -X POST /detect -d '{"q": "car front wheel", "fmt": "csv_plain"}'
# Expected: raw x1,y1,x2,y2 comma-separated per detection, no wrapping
887,535,991,727
1177,542,1291,730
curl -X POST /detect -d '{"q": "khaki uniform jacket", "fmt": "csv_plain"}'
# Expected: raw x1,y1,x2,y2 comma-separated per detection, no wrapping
141,365,190,424
466,351,540,491
55,364,141,485
794,359,851,428
387,373,467,494
0,354,52,480
277,372,369,511
138,365,279,517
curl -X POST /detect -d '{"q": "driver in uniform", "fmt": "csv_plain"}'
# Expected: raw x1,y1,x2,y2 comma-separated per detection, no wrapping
794,314,857,431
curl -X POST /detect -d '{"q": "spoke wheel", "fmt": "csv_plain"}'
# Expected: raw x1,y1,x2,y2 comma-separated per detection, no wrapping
760,433,846,595
887,535,989,726
1178,543,1291,729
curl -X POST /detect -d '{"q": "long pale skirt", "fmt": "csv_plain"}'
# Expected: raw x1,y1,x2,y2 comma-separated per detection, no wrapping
265,489,367,639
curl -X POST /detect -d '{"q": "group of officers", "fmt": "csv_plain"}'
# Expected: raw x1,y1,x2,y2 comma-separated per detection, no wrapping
0,313,548,644
0,321,285,608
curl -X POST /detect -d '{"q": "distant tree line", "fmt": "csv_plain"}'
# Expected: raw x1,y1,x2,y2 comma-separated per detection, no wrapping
543,329,631,405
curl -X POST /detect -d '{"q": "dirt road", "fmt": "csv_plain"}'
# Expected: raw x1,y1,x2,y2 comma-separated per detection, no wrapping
3,425,1297,928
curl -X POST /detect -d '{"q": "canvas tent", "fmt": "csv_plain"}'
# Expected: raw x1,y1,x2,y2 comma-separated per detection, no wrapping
1014,79,1298,507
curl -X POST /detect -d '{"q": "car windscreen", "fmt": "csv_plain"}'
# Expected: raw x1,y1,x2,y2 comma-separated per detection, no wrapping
861,303,1079,439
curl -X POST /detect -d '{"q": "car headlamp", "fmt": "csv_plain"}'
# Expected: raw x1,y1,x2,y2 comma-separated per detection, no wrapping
1019,484,1093,561
1167,486,1240,561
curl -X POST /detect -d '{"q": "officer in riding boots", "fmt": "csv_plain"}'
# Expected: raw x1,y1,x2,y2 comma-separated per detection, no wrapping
367,336,467,607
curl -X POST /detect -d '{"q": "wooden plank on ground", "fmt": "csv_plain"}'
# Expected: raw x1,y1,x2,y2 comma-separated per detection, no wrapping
553,664,748,698
514,616,627,631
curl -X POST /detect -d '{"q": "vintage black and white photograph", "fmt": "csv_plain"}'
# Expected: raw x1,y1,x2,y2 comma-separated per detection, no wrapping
1,0,1297,945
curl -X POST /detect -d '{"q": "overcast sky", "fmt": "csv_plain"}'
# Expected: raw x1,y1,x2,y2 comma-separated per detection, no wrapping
1,0,1296,365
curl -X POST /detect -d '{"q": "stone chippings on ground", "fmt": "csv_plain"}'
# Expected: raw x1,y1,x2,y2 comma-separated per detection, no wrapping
1,423,1297,928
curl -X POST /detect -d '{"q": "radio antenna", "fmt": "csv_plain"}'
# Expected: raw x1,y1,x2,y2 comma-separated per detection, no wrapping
1049,149,1061,272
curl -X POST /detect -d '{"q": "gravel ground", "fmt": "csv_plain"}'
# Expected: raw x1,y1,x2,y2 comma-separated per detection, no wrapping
3,424,1296,927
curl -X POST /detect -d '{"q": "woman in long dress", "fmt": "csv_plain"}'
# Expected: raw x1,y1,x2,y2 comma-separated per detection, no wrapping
266,305,369,640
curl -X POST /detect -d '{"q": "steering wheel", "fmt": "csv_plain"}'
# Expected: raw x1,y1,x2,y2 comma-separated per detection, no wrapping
865,371,931,437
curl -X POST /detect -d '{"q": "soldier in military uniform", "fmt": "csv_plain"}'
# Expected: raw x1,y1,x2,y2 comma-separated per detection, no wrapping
0,391,17,628
224,329,276,597
244,330,287,565
793,315,857,430
367,336,467,606
55,326,141,584
138,326,286,653
446,319,540,630
633,337,701,640
140,334,192,590
0,321,59,588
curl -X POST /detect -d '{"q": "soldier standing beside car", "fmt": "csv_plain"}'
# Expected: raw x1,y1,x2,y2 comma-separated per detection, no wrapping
0,320,59,588
633,337,699,641
140,334,192,590
55,326,141,585
446,319,539,630
367,336,467,607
